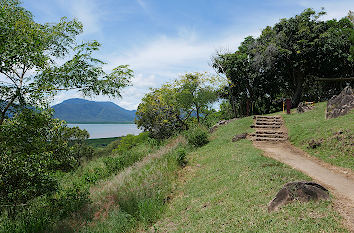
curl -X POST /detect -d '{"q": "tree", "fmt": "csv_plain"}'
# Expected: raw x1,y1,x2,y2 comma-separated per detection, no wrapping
135,85,185,139
0,108,93,217
348,11,354,61
174,72,219,123
0,0,133,124
213,9,354,114
135,73,220,139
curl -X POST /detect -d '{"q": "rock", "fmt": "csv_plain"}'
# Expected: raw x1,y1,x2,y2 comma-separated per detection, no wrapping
268,181,329,212
209,118,237,133
326,86,354,119
308,139,322,149
297,102,314,113
232,133,248,142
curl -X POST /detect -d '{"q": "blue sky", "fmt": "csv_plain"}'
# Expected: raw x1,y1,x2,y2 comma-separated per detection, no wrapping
22,0,354,110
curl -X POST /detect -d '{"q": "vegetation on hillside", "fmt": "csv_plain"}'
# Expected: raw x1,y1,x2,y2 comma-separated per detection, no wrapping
135,72,222,139
151,117,348,232
1,1,353,232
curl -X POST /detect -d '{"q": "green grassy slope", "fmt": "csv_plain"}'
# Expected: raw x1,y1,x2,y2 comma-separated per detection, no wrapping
152,117,348,232
282,102,353,170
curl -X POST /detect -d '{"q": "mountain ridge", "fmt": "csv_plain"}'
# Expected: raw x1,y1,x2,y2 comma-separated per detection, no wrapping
52,98,136,123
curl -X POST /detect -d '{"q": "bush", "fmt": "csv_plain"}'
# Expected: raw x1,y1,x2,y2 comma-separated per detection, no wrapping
113,132,149,154
175,148,187,167
185,126,209,147
0,108,93,217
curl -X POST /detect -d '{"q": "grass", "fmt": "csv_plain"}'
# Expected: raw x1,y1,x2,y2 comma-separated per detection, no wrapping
80,136,187,232
86,137,121,148
151,117,348,232
282,102,353,170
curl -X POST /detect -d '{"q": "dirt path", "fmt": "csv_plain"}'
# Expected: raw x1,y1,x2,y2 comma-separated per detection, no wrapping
251,115,354,231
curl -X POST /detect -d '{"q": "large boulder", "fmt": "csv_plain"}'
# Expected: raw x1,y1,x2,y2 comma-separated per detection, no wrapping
268,181,329,212
232,133,248,142
326,86,354,119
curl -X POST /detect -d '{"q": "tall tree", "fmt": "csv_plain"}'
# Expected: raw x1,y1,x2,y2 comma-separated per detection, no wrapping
135,84,185,139
213,9,354,113
174,72,219,123
0,0,133,124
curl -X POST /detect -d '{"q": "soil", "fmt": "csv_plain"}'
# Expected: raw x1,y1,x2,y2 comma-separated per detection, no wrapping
254,134,354,231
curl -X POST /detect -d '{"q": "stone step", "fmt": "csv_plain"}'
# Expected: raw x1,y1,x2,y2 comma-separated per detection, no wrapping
254,116,281,119
252,137,287,142
255,131,284,134
250,134,285,138
251,125,281,129
256,118,282,122
255,122,282,126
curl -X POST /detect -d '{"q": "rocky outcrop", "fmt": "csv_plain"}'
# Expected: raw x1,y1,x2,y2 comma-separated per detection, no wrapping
297,102,314,113
210,118,237,133
268,181,329,212
326,86,354,119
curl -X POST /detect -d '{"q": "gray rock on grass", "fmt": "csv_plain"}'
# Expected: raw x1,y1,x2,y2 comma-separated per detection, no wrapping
268,181,329,212
326,86,354,119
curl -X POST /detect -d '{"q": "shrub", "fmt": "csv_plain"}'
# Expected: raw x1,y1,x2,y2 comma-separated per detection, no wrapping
185,126,209,147
113,132,149,154
0,108,93,217
175,148,187,167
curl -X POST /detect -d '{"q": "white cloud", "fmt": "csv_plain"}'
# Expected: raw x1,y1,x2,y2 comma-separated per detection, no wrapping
50,0,354,110
57,0,104,35
295,0,354,20
97,28,250,110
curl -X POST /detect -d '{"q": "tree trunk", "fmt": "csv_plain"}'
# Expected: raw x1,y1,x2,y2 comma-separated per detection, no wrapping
196,107,200,123
292,71,304,107
0,94,17,125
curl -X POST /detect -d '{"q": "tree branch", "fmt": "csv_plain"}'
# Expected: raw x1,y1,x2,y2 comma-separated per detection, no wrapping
0,93,18,125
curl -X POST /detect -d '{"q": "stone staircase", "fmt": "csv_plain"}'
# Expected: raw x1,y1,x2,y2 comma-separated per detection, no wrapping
250,115,287,142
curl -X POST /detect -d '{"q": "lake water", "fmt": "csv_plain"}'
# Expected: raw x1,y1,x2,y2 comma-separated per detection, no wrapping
68,124,142,139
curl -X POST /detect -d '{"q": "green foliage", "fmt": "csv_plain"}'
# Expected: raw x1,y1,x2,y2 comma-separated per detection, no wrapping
135,85,185,139
219,100,235,120
0,185,90,233
135,73,221,139
0,0,133,124
213,9,354,115
0,108,93,217
175,147,188,167
113,132,149,154
81,210,136,233
185,126,209,147
84,143,186,232
174,72,220,123
348,11,354,61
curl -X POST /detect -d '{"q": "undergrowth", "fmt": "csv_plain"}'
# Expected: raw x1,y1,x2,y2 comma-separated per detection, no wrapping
0,132,163,232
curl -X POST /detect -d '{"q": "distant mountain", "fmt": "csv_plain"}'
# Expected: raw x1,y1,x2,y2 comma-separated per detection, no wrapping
52,98,136,123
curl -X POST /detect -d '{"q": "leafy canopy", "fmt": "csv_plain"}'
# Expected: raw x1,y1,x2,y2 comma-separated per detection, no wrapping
213,9,354,115
135,72,221,139
0,0,133,124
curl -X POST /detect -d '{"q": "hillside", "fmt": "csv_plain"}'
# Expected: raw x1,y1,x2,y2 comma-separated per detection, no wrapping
149,117,347,232
52,98,136,123
80,110,350,232
282,102,353,170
